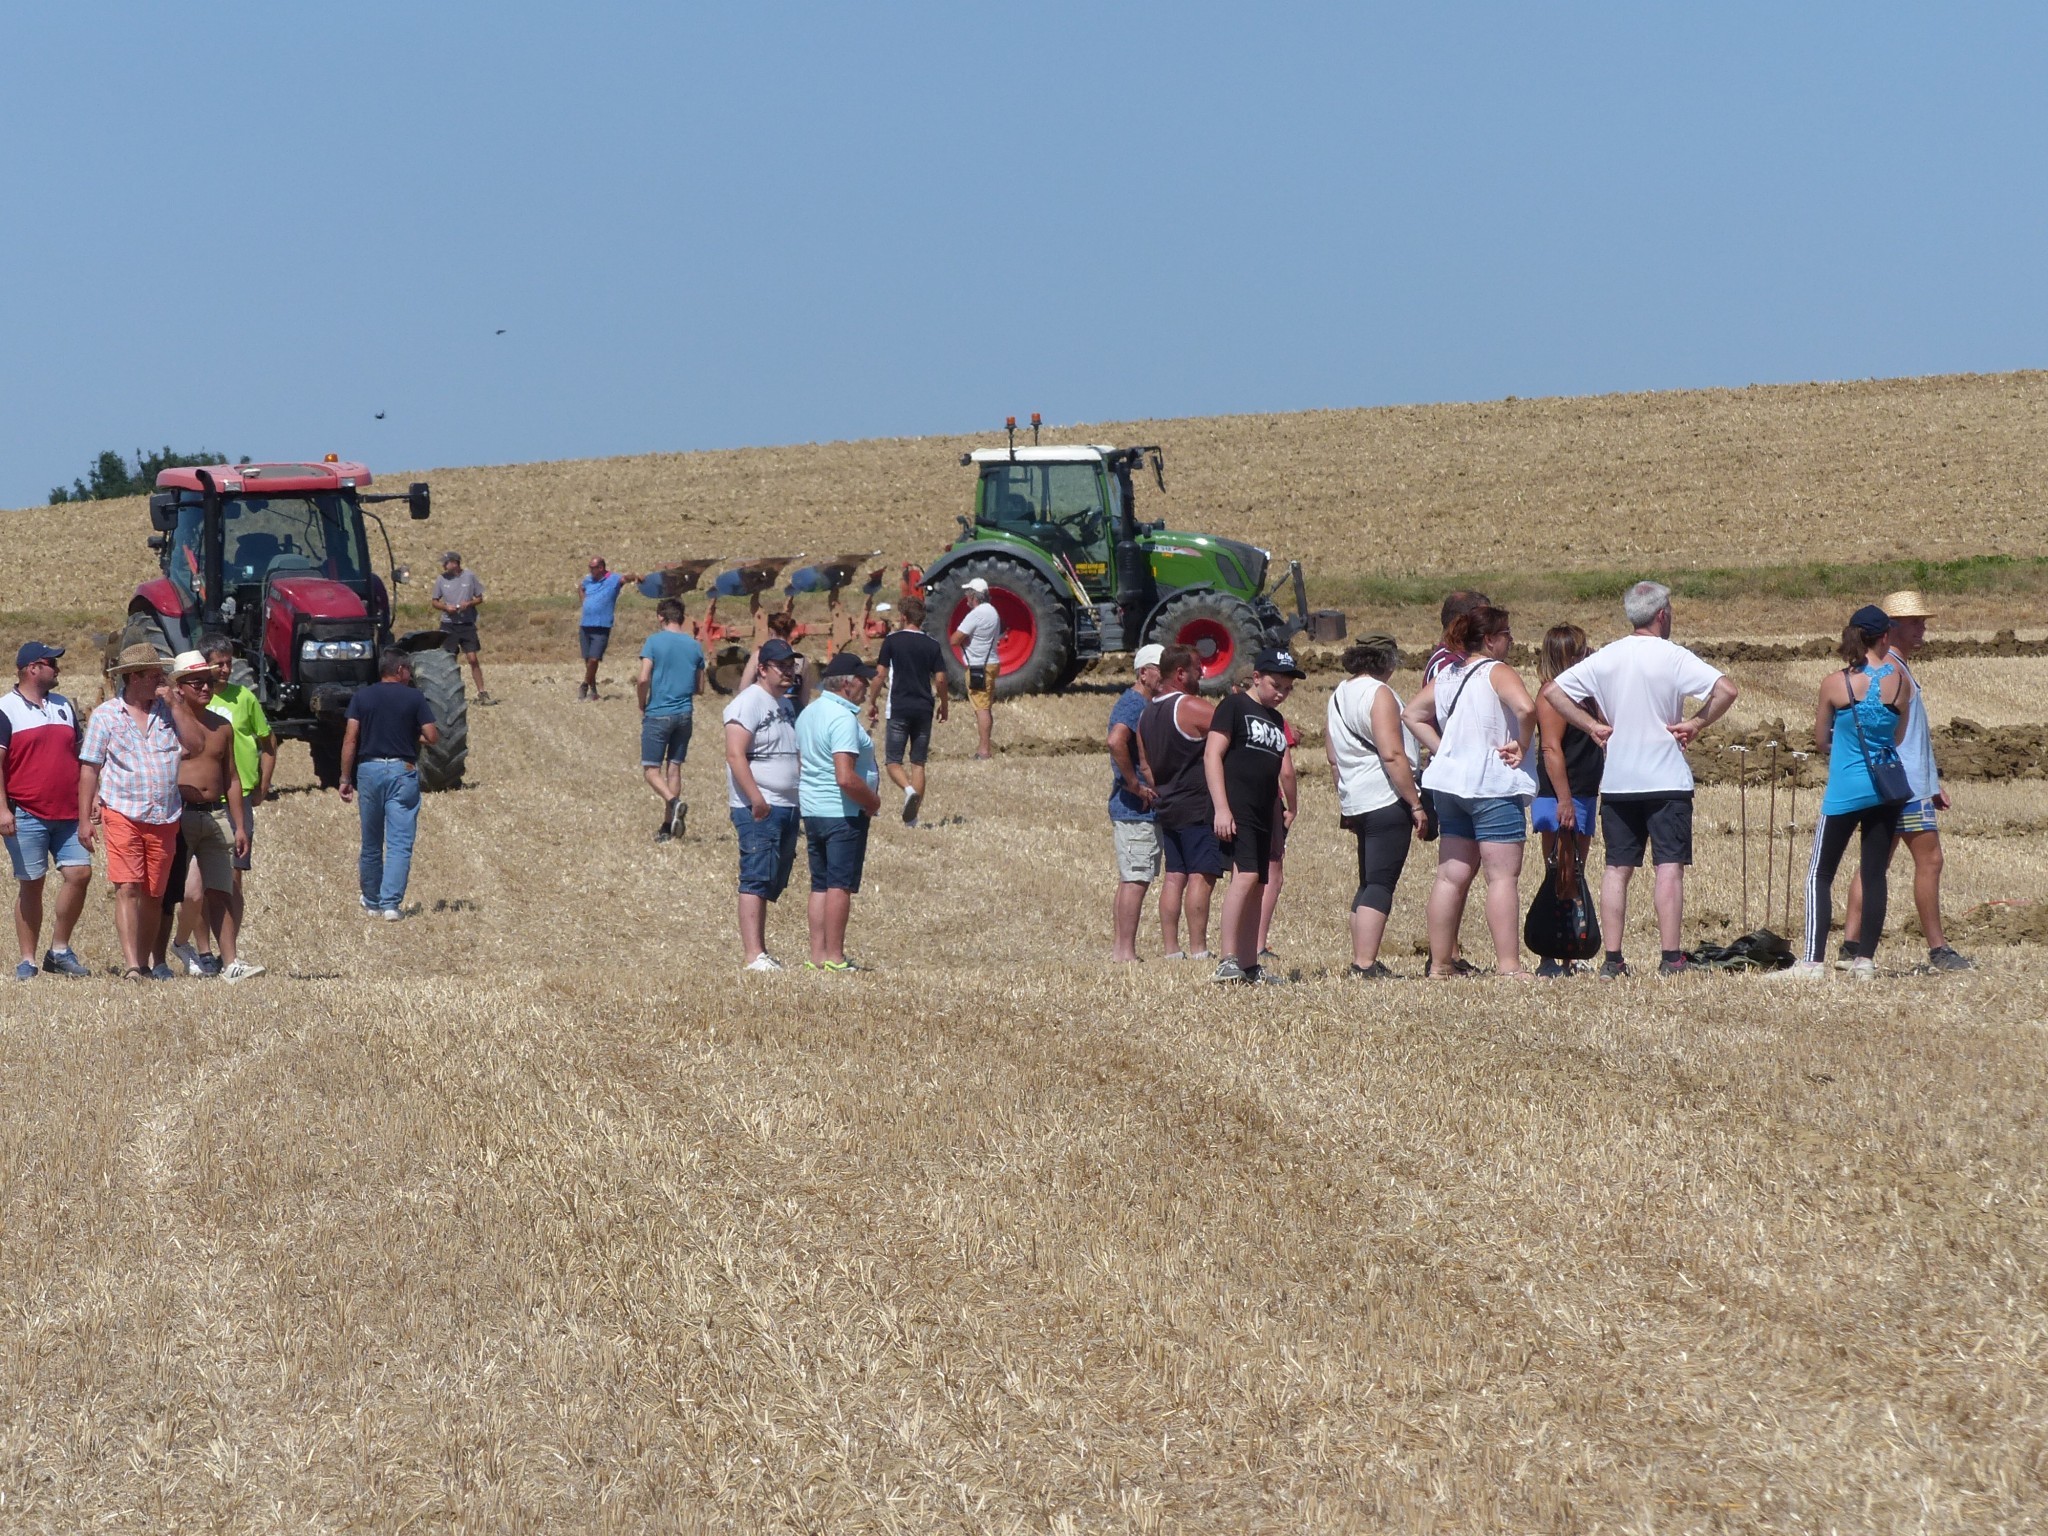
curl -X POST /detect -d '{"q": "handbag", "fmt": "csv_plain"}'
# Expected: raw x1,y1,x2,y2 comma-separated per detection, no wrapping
1842,666,1912,806
1522,831,1603,961
1417,662,1488,843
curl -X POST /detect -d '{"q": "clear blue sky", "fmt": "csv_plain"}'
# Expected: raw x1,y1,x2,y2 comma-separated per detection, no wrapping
4,2,2043,510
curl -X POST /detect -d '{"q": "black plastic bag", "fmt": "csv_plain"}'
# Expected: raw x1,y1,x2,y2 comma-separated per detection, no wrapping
1685,929,1795,971
1523,836,1602,961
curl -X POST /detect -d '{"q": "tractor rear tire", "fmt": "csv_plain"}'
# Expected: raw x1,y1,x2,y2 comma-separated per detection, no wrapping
1147,591,1262,696
411,645,469,791
110,615,171,672
709,643,750,696
926,558,1073,699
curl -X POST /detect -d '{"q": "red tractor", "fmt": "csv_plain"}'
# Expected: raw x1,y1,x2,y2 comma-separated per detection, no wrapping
116,458,467,790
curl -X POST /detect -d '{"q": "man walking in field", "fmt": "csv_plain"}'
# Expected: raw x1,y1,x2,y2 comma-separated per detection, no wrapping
1205,649,1303,983
796,652,883,971
431,551,491,704
162,652,256,980
1137,645,1221,960
949,579,1002,759
869,595,949,824
724,638,805,971
77,644,185,979
1107,643,1164,962
1541,581,1739,976
1,642,92,979
340,649,441,918
576,556,643,700
638,597,706,842
1842,589,1971,970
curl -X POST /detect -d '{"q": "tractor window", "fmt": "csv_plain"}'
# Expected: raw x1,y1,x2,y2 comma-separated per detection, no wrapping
220,495,368,585
979,464,1110,570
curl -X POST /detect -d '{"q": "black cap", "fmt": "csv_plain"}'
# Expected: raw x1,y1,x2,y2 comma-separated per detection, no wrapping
756,638,798,666
821,651,876,680
15,641,63,669
1252,646,1306,678
1850,604,1892,638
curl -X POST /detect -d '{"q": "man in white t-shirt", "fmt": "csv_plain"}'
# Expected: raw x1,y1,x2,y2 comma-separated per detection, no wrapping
948,579,1004,760
1541,581,1739,977
722,639,804,971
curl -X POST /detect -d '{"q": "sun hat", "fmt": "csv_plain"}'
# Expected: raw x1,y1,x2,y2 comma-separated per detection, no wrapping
821,651,877,680
108,642,167,675
1849,604,1892,638
14,641,63,669
1253,646,1307,678
1881,589,1935,619
169,650,215,679
1133,643,1165,671
963,578,990,595
874,602,893,614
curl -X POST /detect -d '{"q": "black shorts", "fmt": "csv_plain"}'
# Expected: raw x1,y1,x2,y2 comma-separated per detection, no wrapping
1601,794,1694,868
442,623,480,655
1221,804,1274,876
885,709,933,766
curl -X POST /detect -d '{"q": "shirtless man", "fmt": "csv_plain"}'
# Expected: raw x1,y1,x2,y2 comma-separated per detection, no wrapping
163,653,253,977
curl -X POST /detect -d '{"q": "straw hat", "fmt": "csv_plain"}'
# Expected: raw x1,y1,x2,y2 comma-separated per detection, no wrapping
107,642,168,675
1881,589,1935,619
169,650,214,679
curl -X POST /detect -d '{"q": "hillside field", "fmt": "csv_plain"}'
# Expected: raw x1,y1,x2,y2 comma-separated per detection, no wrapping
1,375,2045,1530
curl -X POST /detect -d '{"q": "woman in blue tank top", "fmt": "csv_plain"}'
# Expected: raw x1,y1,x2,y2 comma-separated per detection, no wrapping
1783,609,1913,975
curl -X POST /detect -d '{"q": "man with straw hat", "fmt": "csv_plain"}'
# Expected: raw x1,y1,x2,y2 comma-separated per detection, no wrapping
1842,590,1971,971
78,643,185,979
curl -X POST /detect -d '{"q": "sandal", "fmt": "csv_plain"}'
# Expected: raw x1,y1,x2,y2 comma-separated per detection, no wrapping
121,966,147,983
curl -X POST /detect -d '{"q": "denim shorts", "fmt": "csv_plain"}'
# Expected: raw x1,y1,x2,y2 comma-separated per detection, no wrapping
579,626,612,660
1531,795,1598,836
884,709,933,766
641,712,693,767
803,813,871,893
731,804,799,901
1434,792,1527,844
4,810,90,882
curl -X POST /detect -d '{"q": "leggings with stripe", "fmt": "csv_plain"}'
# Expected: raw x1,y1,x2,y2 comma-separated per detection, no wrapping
1804,804,1899,963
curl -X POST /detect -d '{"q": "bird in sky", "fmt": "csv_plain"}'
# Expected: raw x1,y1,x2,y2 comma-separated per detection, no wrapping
495,328,507,335
374,411,386,420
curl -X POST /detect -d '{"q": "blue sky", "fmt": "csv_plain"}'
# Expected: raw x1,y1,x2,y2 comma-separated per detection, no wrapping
3,2,2043,510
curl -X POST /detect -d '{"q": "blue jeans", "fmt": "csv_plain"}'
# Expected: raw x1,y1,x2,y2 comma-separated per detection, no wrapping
731,804,800,900
357,758,422,910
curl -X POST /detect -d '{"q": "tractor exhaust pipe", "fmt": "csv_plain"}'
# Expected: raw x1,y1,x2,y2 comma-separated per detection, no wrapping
195,468,224,629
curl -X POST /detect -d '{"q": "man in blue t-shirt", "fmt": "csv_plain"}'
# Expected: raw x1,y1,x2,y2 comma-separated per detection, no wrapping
339,649,441,918
576,555,643,701
1108,644,1164,962
637,597,707,842
794,653,882,970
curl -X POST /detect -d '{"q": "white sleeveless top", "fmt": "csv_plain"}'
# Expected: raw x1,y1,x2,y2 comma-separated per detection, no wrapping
1420,659,1536,800
1327,674,1419,816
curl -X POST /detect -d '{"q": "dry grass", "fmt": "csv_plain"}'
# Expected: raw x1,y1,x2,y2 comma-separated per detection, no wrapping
2,656,2044,1530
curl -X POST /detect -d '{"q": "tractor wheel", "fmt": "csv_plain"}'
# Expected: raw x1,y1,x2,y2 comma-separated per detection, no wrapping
1052,653,1087,691
411,645,470,791
109,615,170,670
926,558,1073,698
1147,590,1262,696
228,659,256,691
310,724,345,791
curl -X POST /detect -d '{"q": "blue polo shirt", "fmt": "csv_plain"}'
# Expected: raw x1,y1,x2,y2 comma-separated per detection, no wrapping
794,689,878,817
580,571,626,628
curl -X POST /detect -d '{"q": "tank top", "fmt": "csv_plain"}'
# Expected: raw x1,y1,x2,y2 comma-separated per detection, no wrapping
1821,660,1902,815
1327,674,1419,816
1138,691,1212,829
1532,720,1605,800
1894,656,1938,800
1419,659,1537,801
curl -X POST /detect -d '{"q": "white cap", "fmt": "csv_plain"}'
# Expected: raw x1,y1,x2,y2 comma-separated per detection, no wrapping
875,602,892,613
1133,643,1164,671
964,578,990,595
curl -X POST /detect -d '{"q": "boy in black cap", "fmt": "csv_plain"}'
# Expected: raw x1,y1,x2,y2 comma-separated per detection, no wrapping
1203,648,1304,983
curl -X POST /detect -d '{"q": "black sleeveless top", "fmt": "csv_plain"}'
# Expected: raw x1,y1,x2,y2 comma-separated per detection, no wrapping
1539,722,1605,800
1138,692,1213,829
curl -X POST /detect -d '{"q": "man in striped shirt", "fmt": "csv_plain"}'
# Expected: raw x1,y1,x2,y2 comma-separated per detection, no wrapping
79,644,185,978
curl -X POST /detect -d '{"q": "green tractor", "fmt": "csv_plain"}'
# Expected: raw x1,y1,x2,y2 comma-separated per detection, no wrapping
919,422,1310,696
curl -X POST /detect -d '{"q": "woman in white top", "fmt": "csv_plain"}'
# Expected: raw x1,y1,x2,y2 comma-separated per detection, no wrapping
1325,635,1428,977
1401,606,1537,978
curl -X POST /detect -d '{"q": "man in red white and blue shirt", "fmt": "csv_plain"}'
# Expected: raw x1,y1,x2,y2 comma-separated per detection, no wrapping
0,642,91,979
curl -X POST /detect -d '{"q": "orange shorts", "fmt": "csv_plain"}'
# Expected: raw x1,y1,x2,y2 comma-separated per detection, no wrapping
102,807,179,896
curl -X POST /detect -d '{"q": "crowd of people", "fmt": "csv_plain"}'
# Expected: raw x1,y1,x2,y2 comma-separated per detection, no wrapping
0,560,1976,982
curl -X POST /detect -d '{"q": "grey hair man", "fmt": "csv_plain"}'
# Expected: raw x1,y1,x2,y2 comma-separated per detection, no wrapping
948,579,1002,759
1541,580,1739,976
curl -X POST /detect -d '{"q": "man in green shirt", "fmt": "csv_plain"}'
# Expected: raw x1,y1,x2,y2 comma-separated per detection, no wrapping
169,634,274,979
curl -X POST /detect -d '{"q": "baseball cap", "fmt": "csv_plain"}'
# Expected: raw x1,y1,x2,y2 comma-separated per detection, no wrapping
1133,643,1164,671
757,638,799,666
1881,589,1934,619
963,578,990,595
874,602,893,614
1850,604,1892,638
1253,646,1306,678
821,651,877,680
14,641,63,669
170,650,215,679
441,550,462,564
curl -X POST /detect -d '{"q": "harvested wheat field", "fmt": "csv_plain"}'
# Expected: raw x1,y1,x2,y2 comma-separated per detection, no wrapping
4,373,2048,1529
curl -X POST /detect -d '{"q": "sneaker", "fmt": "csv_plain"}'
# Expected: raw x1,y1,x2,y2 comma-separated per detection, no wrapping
1211,957,1248,984
361,898,380,915
148,963,178,982
654,828,672,844
13,960,34,982
1927,945,1973,972
1836,941,1856,963
170,940,205,976
1186,950,1212,961
1450,957,1479,976
1160,951,1189,961
820,959,862,973
902,788,922,825
220,958,266,984
1249,965,1286,986
662,797,682,836
382,907,404,922
1257,948,1280,966
1347,961,1394,980
1766,960,1829,982
1598,957,1630,979
672,801,687,838
42,948,89,979
1846,957,1878,982
475,692,496,706
744,953,785,972
1657,957,1690,976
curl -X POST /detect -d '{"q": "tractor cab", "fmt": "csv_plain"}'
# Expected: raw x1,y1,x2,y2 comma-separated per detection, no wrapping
968,447,1122,597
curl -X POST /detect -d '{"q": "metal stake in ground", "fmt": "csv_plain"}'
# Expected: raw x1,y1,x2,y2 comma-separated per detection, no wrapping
1763,741,1780,930
1784,751,1808,941
1731,744,1751,930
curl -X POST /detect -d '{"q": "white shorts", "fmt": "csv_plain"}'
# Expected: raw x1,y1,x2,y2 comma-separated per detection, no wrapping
1113,820,1161,884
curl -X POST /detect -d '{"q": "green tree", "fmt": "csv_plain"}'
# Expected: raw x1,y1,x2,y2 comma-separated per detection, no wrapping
49,446,250,504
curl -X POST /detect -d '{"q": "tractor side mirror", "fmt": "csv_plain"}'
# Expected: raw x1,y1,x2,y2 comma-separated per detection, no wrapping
406,482,431,520
392,566,411,585
148,493,178,532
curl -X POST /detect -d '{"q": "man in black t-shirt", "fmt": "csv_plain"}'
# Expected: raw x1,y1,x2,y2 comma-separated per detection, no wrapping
339,649,441,919
869,596,949,825
1203,647,1305,984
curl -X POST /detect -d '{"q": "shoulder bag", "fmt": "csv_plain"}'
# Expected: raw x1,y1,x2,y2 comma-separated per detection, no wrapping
1842,666,1912,806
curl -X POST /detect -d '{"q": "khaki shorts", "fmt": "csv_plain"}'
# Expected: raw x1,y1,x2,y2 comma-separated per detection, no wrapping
966,662,998,711
1113,819,1162,884
181,802,236,894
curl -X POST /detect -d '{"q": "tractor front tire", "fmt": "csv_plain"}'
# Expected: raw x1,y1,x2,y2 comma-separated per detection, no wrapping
310,724,345,791
1148,591,1262,696
411,645,470,791
926,558,1073,699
